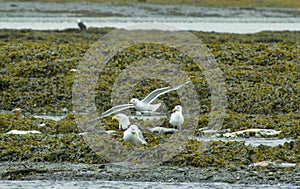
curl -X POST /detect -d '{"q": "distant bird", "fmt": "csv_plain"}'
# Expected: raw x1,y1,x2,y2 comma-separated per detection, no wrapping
112,113,147,145
77,19,87,30
100,81,190,118
169,105,184,130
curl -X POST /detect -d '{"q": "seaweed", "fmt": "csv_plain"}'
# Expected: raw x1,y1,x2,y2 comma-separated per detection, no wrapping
0,28,299,167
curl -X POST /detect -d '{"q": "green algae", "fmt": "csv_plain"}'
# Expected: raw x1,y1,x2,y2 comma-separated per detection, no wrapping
0,28,299,167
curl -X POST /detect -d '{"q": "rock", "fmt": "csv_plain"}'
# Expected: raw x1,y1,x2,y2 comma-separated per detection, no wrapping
6,130,41,135
222,129,281,138
149,127,178,134
11,108,23,116
79,130,117,135
78,132,88,135
249,161,296,168
106,130,117,135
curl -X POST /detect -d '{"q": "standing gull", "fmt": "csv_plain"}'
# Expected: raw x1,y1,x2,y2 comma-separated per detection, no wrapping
112,113,147,145
124,125,147,145
169,105,184,130
100,81,190,118
112,113,130,130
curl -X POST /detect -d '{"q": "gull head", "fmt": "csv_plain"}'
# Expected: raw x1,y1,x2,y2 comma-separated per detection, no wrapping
172,105,182,112
77,18,81,23
130,98,139,105
129,125,139,132
128,125,138,135
112,113,130,130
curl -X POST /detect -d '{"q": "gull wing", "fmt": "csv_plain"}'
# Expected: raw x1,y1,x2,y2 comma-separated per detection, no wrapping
142,81,190,104
100,104,134,118
136,127,147,144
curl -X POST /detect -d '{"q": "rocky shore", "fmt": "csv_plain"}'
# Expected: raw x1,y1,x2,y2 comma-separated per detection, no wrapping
1,161,299,186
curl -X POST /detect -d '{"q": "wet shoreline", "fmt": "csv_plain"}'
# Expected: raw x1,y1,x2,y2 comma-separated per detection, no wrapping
1,161,299,186
0,1,300,32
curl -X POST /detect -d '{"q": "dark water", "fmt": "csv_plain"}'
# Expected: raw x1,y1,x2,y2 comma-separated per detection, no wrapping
0,2,300,33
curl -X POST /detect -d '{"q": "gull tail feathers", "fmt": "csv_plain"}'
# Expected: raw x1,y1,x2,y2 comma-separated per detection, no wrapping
150,103,161,112
137,134,148,145
141,139,148,145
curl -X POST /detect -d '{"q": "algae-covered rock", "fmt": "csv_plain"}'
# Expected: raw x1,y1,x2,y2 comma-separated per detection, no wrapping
0,28,299,167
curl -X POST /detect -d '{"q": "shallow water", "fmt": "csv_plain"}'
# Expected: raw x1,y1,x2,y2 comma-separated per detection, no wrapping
0,2,300,33
196,137,294,147
33,114,293,147
1,16,300,33
0,180,297,189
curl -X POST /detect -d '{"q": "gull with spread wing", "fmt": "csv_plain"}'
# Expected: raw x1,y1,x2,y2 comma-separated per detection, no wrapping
100,81,190,118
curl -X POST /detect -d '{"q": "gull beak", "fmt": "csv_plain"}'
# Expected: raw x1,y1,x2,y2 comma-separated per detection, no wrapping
134,131,140,138
171,108,176,112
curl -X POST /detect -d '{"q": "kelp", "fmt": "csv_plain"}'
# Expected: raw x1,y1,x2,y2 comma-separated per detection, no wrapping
0,28,299,166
